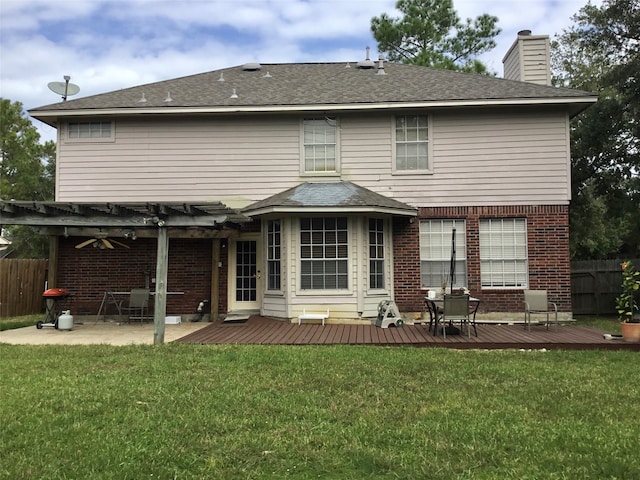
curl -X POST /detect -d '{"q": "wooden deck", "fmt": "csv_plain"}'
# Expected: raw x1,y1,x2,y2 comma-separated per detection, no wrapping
176,316,640,350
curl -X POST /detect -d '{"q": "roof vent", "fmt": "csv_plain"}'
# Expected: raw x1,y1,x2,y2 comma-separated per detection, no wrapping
376,55,386,75
242,62,262,71
518,29,532,36
218,72,225,82
357,46,375,69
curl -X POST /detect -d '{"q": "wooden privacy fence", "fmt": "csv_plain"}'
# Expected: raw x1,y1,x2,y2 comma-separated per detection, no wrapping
0,259,48,318
571,258,640,315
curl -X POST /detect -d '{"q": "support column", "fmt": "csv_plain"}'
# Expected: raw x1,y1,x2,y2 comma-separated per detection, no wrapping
153,227,169,345
211,238,220,322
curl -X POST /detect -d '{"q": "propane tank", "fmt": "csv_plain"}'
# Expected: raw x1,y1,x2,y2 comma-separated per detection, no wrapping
57,310,74,330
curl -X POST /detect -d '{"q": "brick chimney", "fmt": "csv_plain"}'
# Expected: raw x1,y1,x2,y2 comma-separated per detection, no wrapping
502,30,551,85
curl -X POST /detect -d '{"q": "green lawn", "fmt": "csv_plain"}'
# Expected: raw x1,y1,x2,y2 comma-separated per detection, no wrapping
0,313,41,331
1,343,638,479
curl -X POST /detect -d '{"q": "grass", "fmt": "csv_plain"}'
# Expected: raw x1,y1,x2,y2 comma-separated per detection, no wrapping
1,343,639,479
0,313,41,331
574,315,622,334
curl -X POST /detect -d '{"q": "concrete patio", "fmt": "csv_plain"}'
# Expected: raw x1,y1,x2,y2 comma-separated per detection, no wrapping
0,319,210,346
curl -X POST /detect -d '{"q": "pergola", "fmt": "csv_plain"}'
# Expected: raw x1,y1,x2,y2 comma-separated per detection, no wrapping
0,200,250,343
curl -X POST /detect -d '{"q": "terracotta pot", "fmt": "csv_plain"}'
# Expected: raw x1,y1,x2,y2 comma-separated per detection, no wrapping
620,322,640,343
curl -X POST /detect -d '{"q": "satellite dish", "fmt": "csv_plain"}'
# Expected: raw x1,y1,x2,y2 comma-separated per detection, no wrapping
48,75,80,101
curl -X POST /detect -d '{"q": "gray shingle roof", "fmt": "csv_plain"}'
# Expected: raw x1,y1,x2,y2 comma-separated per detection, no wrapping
30,61,595,113
242,182,417,217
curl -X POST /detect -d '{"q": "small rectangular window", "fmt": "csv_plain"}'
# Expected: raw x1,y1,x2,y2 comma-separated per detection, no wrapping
395,115,429,171
303,118,337,173
68,121,113,140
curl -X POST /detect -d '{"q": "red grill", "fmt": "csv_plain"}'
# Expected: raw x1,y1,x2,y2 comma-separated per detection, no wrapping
42,287,70,299
37,288,71,329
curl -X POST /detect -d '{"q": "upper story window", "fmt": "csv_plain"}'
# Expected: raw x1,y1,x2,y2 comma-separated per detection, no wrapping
395,115,430,172
419,219,467,290
67,121,114,141
302,118,337,174
480,218,528,288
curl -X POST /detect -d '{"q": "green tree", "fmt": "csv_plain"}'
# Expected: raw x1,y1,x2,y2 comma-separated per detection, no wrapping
371,0,500,73
551,0,640,259
1,98,56,258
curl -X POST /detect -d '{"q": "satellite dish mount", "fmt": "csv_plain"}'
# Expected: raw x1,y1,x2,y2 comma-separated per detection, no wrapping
48,75,80,101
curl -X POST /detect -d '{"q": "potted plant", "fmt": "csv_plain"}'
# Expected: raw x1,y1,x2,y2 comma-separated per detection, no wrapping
616,261,640,342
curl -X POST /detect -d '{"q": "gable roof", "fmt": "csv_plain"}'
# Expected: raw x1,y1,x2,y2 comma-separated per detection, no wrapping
242,181,417,217
30,61,597,124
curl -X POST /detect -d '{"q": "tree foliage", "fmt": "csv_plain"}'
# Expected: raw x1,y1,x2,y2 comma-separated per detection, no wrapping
551,0,640,259
0,98,56,258
371,0,500,74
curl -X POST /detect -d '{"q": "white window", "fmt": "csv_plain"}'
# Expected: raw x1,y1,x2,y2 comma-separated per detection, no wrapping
420,219,466,289
300,217,348,289
395,115,429,171
369,218,385,289
68,121,114,140
303,118,337,173
480,218,528,288
267,220,281,291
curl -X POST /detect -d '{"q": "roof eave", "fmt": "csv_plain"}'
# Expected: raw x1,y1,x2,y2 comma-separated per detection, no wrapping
29,96,599,124
244,205,418,217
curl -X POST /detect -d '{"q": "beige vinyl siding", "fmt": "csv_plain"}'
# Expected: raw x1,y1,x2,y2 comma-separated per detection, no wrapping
503,49,520,82
377,110,571,207
57,117,302,204
520,37,551,85
502,35,551,85
56,110,570,208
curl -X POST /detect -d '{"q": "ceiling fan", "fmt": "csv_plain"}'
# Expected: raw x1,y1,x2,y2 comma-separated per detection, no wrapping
75,238,131,249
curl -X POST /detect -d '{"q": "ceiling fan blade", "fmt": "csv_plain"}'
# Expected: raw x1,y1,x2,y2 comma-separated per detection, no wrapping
109,239,131,249
75,238,97,249
101,239,115,249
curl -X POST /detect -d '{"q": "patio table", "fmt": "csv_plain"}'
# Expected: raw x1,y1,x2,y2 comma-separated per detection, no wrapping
426,295,481,337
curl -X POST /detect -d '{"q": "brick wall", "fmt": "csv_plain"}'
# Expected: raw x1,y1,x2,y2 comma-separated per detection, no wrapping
57,237,224,317
393,205,571,314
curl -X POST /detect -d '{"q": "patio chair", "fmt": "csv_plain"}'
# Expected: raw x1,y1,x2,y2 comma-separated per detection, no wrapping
121,288,150,323
424,297,440,333
441,294,471,338
523,290,557,331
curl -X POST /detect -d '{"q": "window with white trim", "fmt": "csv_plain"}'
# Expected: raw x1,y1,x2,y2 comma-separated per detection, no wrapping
480,218,528,288
68,121,113,140
267,219,281,291
420,219,467,289
369,218,385,289
300,217,348,289
303,118,337,173
395,115,429,171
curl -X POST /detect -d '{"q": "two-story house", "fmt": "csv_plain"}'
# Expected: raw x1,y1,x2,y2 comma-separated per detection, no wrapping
2,32,596,326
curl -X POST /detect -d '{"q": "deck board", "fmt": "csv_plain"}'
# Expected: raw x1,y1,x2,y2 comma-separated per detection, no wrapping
175,316,640,351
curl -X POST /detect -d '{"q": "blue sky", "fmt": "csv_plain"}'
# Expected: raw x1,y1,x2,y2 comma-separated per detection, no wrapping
1,0,599,142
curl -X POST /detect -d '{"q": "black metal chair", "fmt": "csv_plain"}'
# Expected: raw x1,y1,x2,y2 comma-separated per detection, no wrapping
424,297,440,334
